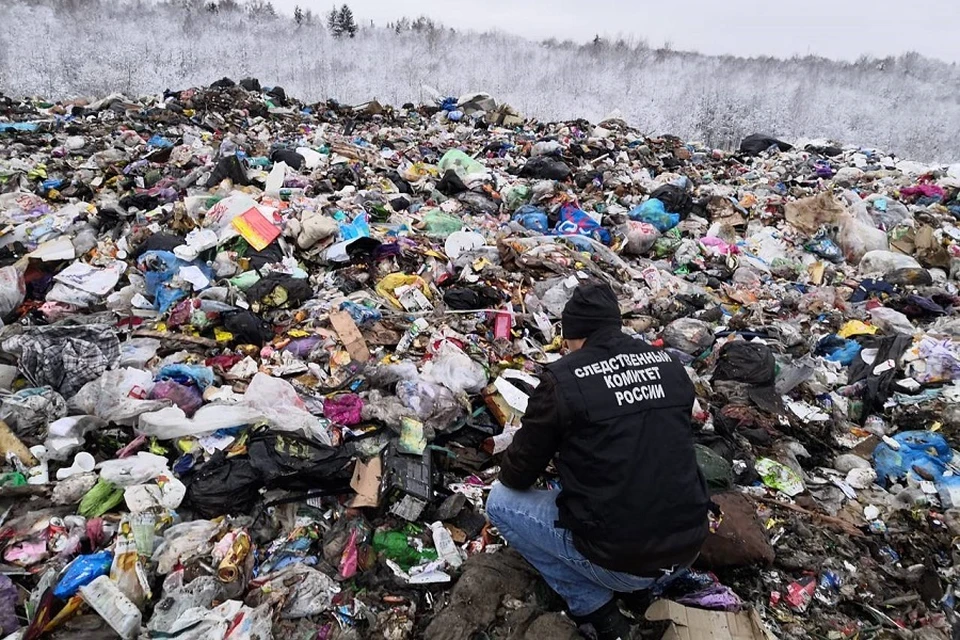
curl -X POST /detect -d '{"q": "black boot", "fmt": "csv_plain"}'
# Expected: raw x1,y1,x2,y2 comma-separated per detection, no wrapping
571,599,635,640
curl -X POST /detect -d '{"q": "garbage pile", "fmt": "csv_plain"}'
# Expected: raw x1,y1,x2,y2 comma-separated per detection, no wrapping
0,79,959,639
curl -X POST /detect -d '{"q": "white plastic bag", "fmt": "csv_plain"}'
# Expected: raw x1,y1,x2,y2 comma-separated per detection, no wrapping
421,344,487,395
622,221,661,255
242,373,331,444
98,452,171,487
137,403,265,439
0,265,25,319
859,250,921,275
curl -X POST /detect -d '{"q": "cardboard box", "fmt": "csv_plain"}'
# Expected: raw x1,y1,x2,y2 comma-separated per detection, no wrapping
645,600,774,640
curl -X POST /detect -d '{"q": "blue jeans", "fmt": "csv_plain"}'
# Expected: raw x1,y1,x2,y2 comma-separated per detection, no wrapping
486,483,684,616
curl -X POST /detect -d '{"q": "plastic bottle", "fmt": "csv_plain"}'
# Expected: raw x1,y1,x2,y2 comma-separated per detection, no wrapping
79,575,141,640
430,522,463,568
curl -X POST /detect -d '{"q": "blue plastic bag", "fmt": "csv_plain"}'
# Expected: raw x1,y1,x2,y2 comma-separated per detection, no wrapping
157,363,215,390
819,337,861,365
873,431,953,486
137,250,214,313
340,300,382,325
628,199,680,232
555,203,611,245
339,212,371,241
804,230,843,263
147,134,174,149
514,205,549,233
53,551,113,599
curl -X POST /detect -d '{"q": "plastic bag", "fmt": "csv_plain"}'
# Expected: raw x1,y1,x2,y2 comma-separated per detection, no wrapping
0,266,25,320
623,221,661,255
859,250,921,274
513,205,549,232
755,458,805,496
137,403,265,439
53,551,114,599
555,203,612,245
117,338,160,368
253,564,340,619
438,149,487,181
156,364,214,390
152,520,224,575
628,199,680,232
78,479,125,517
421,344,487,394
803,229,843,263
149,380,203,417
873,431,952,486
323,394,364,426
868,307,916,336
865,194,911,229
422,209,463,238
0,386,67,437
339,212,370,240
375,273,432,310
662,318,715,355
99,452,171,487
69,368,167,426
243,373,331,444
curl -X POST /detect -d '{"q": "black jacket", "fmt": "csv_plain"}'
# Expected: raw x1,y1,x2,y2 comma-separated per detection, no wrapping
499,328,709,576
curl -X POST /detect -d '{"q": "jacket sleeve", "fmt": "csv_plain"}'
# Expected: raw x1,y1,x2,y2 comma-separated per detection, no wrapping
498,372,567,490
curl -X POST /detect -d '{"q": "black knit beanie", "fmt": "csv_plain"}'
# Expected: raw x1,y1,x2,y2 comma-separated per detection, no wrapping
561,282,622,340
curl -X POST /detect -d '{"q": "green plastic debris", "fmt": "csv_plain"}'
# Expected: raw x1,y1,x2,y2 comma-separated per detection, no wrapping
422,209,463,238
79,479,125,518
373,526,438,571
755,458,805,497
0,472,26,487
695,445,733,494
503,185,531,211
438,149,485,180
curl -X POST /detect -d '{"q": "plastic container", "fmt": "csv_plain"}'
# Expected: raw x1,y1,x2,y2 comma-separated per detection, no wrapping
79,575,142,640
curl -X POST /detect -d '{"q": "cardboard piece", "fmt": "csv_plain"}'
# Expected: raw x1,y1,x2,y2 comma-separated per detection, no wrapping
329,311,371,363
349,456,382,508
0,420,38,467
645,600,773,640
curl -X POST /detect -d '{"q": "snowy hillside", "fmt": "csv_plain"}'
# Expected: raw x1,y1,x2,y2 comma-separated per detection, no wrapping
3,0,960,161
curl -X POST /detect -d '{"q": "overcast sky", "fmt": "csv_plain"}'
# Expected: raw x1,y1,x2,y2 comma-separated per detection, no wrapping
273,0,960,63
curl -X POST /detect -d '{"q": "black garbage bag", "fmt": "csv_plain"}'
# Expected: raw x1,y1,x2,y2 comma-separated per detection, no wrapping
385,171,413,195
270,148,305,170
267,86,287,106
223,309,274,345
210,77,236,89
183,451,263,518
248,428,354,493
443,286,504,310
132,233,185,259
243,242,284,272
519,156,571,180
713,341,781,414
739,134,792,156
848,334,913,420
650,184,694,216
239,77,261,92
437,169,468,196
713,342,775,386
246,275,313,311
119,193,160,212
205,155,250,188
805,143,843,157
